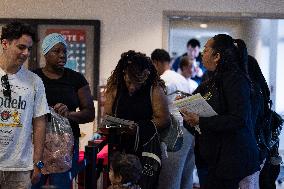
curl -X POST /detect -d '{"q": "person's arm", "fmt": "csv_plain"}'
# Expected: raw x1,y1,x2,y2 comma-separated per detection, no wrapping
151,84,170,129
182,72,251,133
54,85,95,124
68,85,95,123
104,88,117,115
97,88,116,134
31,115,47,184
199,72,251,133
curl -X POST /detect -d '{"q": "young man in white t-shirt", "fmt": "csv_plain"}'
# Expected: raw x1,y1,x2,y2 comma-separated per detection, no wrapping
179,56,198,94
151,49,195,189
0,21,49,188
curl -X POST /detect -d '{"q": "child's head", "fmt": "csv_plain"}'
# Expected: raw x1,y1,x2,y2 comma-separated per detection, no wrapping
180,56,194,78
109,152,142,185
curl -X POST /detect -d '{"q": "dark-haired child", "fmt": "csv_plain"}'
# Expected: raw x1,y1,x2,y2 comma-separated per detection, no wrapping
108,152,142,189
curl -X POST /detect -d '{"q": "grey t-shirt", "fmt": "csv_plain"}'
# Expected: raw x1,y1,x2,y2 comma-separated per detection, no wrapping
0,66,49,171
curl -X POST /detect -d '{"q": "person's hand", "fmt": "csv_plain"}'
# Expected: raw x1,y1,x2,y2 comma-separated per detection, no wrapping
194,65,200,72
31,167,41,185
121,123,137,135
180,109,199,127
195,66,203,77
92,133,102,140
54,103,70,118
175,95,185,100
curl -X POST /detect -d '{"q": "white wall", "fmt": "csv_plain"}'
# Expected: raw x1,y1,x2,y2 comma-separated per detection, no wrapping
0,0,283,83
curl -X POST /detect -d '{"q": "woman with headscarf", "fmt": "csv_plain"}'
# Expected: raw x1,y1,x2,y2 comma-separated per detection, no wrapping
181,34,259,189
31,33,95,189
103,50,170,189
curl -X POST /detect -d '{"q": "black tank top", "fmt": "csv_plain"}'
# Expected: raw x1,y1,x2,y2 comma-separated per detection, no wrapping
112,83,153,154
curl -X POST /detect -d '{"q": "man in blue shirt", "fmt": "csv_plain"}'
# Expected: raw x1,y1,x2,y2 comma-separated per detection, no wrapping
172,38,206,85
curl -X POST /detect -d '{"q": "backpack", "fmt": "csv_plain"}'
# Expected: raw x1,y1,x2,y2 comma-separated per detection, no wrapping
260,103,283,150
252,83,284,159
255,96,284,160
247,55,283,160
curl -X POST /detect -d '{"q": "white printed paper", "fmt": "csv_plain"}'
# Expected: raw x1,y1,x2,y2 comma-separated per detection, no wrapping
173,93,217,134
174,93,217,117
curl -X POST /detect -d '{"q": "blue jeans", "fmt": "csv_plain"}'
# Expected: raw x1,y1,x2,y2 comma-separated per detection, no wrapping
32,139,79,189
158,127,195,189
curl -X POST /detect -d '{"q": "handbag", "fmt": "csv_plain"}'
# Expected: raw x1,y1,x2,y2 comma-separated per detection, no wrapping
139,124,162,189
150,87,183,152
160,114,183,152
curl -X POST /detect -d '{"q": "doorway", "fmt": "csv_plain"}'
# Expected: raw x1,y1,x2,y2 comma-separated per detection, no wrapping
165,13,284,150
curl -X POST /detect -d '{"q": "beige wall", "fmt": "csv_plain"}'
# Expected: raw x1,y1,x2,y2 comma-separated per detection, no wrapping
169,19,244,56
1,0,283,83
1,0,283,148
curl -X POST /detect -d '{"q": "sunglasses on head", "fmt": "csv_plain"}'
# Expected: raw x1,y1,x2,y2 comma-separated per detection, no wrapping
1,74,11,99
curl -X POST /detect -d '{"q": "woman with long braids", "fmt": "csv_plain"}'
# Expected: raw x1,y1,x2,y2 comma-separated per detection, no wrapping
181,34,259,189
103,50,170,189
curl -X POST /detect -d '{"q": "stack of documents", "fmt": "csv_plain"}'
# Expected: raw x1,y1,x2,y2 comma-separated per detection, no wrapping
173,93,217,134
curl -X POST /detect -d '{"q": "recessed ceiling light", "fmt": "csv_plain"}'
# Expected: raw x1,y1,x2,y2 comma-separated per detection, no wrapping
200,24,208,28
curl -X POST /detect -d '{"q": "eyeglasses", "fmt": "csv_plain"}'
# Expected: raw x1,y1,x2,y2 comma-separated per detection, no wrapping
1,74,11,99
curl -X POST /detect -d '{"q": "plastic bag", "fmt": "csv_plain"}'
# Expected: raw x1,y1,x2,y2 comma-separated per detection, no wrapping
42,107,74,174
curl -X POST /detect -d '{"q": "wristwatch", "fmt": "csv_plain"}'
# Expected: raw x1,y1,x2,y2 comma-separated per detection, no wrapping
34,161,44,169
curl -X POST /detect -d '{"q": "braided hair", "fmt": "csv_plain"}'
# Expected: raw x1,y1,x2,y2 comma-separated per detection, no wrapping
106,50,165,93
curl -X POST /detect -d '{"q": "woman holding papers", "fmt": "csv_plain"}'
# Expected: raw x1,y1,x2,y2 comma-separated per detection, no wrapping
104,50,170,189
181,34,259,189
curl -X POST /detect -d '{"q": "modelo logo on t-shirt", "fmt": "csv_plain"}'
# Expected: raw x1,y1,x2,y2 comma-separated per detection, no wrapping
0,96,26,128
0,96,26,110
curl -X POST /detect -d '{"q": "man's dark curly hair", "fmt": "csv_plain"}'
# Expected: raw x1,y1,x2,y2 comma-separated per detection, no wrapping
106,50,165,93
187,38,200,48
0,21,36,42
110,152,142,184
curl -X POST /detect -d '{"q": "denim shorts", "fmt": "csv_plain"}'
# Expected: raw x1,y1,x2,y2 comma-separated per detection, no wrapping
31,139,80,189
0,170,31,189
